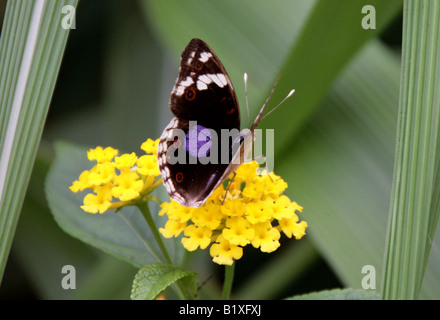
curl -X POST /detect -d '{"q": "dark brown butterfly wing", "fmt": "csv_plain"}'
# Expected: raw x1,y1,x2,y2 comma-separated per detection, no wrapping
169,38,240,130
157,39,241,207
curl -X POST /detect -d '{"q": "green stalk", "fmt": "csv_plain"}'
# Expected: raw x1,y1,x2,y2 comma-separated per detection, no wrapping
136,202,173,265
222,263,235,300
382,0,440,299
136,202,193,300
0,0,78,282
136,201,193,300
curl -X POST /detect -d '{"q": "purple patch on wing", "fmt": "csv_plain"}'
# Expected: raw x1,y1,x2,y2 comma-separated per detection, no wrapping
186,124,212,158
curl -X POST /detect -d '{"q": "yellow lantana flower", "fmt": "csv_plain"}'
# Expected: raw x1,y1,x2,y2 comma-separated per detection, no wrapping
70,137,308,266
159,160,308,266
137,155,160,177
69,170,90,193
210,235,243,266
80,184,113,214
87,162,115,186
113,152,138,171
70,139,161,213
181,225,212,251
87,146,118,164
111,171,144,201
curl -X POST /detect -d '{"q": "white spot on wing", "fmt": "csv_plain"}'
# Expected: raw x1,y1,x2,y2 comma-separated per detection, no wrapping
197,81,208,90
217,73,227,87
208,73,227,88
173,76,194,96
173,191,184,202
186,51,196,64
198,74,212,84
196,74,213,91
195,73,228,90
199,52,212,62
164,166,170,179
180,76,194,87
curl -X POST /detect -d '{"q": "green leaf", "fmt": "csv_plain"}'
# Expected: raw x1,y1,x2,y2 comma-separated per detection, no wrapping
288,288,380,300
0,0,78,282
45,141,183,268
279,40,400,293
15,140,137,300
261,0,403,151
278,31,440,300
131,263,197,300
382,0,440,299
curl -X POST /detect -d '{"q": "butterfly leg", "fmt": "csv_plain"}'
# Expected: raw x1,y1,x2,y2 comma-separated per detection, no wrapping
222,171,237,205
251,154,274,182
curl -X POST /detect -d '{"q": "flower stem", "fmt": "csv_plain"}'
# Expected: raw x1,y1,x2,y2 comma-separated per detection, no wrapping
222,263,235,300
136,201,172,265
136,201,193,300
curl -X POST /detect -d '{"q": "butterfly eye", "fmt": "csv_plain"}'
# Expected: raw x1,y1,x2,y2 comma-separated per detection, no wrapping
185,88,196,101
176,172,184,183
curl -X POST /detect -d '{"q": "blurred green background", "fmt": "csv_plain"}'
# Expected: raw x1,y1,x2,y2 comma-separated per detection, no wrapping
3,0,437,300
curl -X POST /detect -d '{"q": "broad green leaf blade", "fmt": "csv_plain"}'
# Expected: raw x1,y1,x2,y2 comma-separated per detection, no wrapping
16,196,137,299
131,263,197,300
288,288,380,300
16,145,137,300
279,40,400,291
45,141,183,268
70,255,137,300
382,0,440,300
0,0,77,282
278,35,440,300
261,0,403,153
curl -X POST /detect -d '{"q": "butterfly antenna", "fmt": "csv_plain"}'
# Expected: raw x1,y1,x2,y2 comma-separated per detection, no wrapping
244,73,251,128
260,88,295,122
250,72,282,131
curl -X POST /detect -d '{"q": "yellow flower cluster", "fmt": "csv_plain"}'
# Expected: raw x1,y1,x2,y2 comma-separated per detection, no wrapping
70,138,307,266
69,139,161,213
159,161,308,266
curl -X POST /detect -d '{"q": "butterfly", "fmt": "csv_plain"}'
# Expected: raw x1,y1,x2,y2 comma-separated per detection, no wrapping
157,38,294,207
